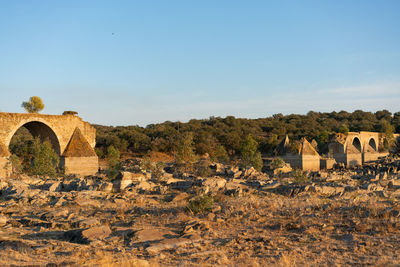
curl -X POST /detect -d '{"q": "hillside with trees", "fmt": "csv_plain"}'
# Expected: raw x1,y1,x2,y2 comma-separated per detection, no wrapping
94,110,400,160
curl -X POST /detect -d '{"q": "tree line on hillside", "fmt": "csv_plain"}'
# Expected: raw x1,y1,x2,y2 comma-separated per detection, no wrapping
95,110,400,160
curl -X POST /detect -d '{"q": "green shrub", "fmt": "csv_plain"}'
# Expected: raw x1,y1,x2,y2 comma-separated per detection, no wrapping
30,139,59,176
95,148,104,158
239,135,263,171
140,155,165,181
106,145,122,179
7,154,23,174
175,132,197,164
196,165,213,177
187,195,213,214
152,162,165,181
271,157,285,170
140,155,153,171
212,145,230,164
293,169,309,184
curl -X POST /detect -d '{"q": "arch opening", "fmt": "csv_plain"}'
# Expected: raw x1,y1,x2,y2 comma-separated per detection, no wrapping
368,138,377,152
351,137,362,153
9,121,61,155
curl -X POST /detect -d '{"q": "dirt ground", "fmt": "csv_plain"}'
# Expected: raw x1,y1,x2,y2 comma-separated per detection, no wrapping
1,159,400,266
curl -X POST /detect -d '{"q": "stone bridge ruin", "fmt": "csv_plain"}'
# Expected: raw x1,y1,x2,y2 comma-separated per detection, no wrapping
275,131,398,171
329,131,390,167
0,112,98,177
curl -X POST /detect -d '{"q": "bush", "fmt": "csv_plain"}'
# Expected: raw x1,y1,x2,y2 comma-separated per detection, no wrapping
293,170,309,184
7,154,23,174
195,165,213,177
140,155,165,181
95,148,104,158
106,145,122,179
271,157,285,170
175,132,197,164
30,139,59,176
239,135,263,171
187,195,213,214
62,111,78,115
212,145,230,164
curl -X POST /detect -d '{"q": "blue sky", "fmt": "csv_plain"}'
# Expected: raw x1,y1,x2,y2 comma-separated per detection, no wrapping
0,1,399,126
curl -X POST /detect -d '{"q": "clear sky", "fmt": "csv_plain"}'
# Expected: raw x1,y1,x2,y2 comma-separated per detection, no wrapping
1,1,399,126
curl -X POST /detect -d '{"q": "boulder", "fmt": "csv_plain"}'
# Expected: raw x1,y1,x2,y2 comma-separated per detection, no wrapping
146,234,201,254
136,181,154,192
64,225,111,244
274,163,292,174
315,185,344,196
134,228,177,242
49,181,63,192
100,182,114,193
263,180,281,190
202,177,226,194
168,180,193,191
82,225,112,241
0,215,7,226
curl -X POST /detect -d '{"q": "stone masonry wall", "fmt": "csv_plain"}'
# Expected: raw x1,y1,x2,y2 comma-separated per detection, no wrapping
0,112,96,155
301,155,320,171
61,157,99,176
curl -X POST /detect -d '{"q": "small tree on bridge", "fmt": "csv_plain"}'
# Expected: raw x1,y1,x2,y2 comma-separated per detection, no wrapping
22,96,44,113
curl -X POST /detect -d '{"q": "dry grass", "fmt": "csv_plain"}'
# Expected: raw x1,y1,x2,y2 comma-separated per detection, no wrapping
76,251,156,267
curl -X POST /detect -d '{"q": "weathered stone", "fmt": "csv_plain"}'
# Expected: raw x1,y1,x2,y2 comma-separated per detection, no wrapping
212,163,225,174
146,234,201,254
81,225,111,241
315,185,344,196
100,182,114,193
64,225,111,244
202,177,226,194
49,181,63,192
263,180,281,190
135,228,177,242
225,181,246,196
78,218,100,228
170,192,190,203
168,180,193,191
243,167,257,177
326,174,343,182
319,172,328,178
274,163,292,174
112,172,138,192
136,181,153,192
0,215,7,226
0,112,98,177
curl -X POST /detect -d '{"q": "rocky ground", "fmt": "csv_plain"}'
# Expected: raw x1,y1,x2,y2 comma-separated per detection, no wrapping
1,157,400,266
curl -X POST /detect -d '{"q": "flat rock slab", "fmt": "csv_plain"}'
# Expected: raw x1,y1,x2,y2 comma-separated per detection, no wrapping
145,234,201,254
0,215,7,226
82,225,112,240
0,240,33,253
135,228,178,242
64,225,111,244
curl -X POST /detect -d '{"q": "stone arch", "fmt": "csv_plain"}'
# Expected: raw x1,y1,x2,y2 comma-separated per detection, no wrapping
8,120,61,155
368,138,377,152
352,137,362,153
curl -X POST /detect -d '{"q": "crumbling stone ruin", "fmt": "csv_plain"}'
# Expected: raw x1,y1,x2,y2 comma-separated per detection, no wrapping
276,131,399,171
0,112,98,177
275,135,320,171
